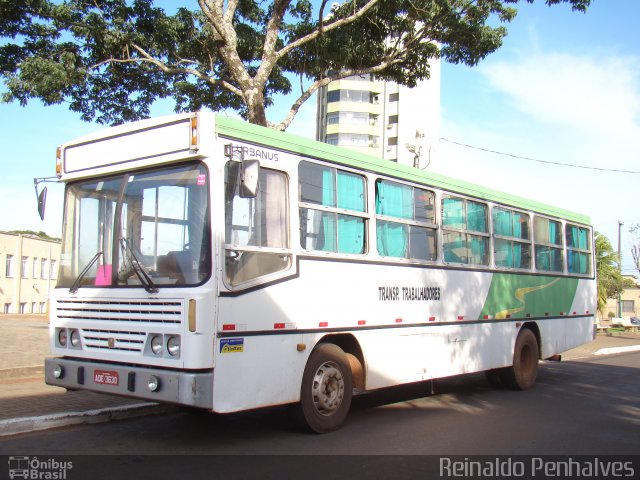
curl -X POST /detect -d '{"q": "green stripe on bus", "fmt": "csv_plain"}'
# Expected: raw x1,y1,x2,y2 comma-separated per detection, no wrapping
479,273,580,320
215,116,591,225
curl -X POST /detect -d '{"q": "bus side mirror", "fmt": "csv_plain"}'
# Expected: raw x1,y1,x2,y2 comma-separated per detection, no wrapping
37,186,48,220
240,159,259,198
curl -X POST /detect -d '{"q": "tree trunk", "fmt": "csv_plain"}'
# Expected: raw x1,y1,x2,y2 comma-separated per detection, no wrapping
245,86,268,127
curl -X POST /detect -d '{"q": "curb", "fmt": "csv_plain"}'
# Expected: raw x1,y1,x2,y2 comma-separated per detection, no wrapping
0,403,178,437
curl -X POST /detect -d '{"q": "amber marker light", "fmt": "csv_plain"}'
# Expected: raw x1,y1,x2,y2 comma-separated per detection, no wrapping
55,146,63,177
190,115,199,149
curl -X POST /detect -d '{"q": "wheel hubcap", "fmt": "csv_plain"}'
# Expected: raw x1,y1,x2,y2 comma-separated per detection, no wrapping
312,361,345,416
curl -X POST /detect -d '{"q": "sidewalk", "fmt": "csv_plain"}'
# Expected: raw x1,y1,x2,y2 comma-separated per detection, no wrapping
1,314,639,437
0,314,175,437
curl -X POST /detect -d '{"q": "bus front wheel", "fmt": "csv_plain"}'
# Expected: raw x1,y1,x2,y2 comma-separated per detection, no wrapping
500,328,539,390
295,343,353,433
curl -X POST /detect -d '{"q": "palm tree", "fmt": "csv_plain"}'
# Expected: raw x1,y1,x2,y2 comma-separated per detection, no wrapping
594,231,629,317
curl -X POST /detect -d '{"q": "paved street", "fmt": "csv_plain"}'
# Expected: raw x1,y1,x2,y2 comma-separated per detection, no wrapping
1,314,639,479
1,350,639,455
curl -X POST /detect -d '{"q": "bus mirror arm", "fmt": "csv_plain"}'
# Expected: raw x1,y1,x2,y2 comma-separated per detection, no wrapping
33,176,60,221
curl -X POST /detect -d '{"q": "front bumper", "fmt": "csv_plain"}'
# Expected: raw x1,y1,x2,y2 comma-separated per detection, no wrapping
45,358,214,409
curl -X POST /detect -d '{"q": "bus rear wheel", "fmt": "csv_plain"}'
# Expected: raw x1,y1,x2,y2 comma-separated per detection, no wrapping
500,328,539,390
295,343,353,433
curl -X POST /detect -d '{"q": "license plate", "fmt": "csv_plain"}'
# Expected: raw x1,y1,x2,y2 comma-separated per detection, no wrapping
94,369,119,386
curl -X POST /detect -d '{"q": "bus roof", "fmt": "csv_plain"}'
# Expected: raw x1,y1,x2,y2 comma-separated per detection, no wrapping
215,115,591,226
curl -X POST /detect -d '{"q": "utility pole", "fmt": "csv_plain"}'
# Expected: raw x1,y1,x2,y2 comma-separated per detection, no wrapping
618,220,624,318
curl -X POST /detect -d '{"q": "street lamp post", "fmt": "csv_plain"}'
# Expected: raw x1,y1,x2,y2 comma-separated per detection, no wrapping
618,220,624,318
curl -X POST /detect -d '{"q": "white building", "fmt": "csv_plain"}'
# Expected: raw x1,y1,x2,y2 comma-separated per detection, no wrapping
315,64,440,168
0,231,60,314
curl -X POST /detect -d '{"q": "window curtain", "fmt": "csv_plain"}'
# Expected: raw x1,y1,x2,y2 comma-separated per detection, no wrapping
469,236,488,265
336,172,365,254
493,209,512,236
467,201,487,233
320,169,336,251
443,197,465,229
376,182,412,257
338,215,364,254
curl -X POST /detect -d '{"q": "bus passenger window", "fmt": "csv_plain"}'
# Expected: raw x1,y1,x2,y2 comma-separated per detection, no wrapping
442,196,489,266
533,217,564,272
566,224,591,275
299,161,366,255
493,207,531,270
375,180,436,261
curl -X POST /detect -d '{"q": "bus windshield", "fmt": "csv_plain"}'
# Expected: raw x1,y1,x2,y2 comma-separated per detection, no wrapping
58,162,211,289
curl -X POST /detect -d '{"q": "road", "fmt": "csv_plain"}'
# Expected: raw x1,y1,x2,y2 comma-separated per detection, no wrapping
1,351,638,479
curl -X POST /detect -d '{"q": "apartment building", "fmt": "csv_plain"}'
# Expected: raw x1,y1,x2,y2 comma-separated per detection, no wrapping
0,231,61,314
315,64,440,168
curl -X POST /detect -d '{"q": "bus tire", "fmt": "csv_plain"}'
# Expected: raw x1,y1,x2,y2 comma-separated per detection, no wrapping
500,328,539,391
295,343,353,433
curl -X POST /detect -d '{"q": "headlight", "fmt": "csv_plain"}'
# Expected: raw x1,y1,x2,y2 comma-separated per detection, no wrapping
70,329,81,348
58,328,68,347
148,375,160,392
53,365,64,379
167,336,180,357
150,335,163,355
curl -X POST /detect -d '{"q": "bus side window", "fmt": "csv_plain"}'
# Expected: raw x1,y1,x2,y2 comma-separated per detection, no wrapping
442,196,489,266
224,163,291,286
533,217,564,272
375,180,437,261
298,161,366,255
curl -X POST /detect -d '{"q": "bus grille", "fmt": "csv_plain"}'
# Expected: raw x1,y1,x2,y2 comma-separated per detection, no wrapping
81,328,147,352
55,299,183,325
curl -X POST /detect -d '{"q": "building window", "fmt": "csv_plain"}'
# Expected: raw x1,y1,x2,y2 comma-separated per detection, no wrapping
50,260,58,280
326,111,371,125
21,256,29,278
389,93,399,102
388,115,398,124
327,89,376,104
20,303,27,314
40,302,46,314
388,137,398,146
40,259,48,280
32,258,38,279
325,133,379,148
32,302,37,313
621,300,635,313
5,254,14,277
4,303,12,314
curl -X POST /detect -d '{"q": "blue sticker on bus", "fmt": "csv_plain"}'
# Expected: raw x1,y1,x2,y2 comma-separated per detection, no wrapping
220,338,244,353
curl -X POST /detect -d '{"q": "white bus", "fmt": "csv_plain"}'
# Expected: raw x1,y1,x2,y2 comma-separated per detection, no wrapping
44,112,596,432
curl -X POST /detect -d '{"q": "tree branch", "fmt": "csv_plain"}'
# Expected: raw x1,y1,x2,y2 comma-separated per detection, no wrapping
275,0,380,61
275,57,403,131
90,43,244,98
255,0,290,85
223,0,239,24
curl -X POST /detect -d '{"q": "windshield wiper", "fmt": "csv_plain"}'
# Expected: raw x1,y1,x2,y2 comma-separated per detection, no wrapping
69,251,103,294
119,238,158,294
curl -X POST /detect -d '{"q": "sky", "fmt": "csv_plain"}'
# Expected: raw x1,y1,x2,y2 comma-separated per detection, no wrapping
0,0,638,275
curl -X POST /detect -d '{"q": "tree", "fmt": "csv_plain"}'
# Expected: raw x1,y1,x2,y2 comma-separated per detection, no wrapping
594,231,634,317
5,229,60,241
0,0,590,129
